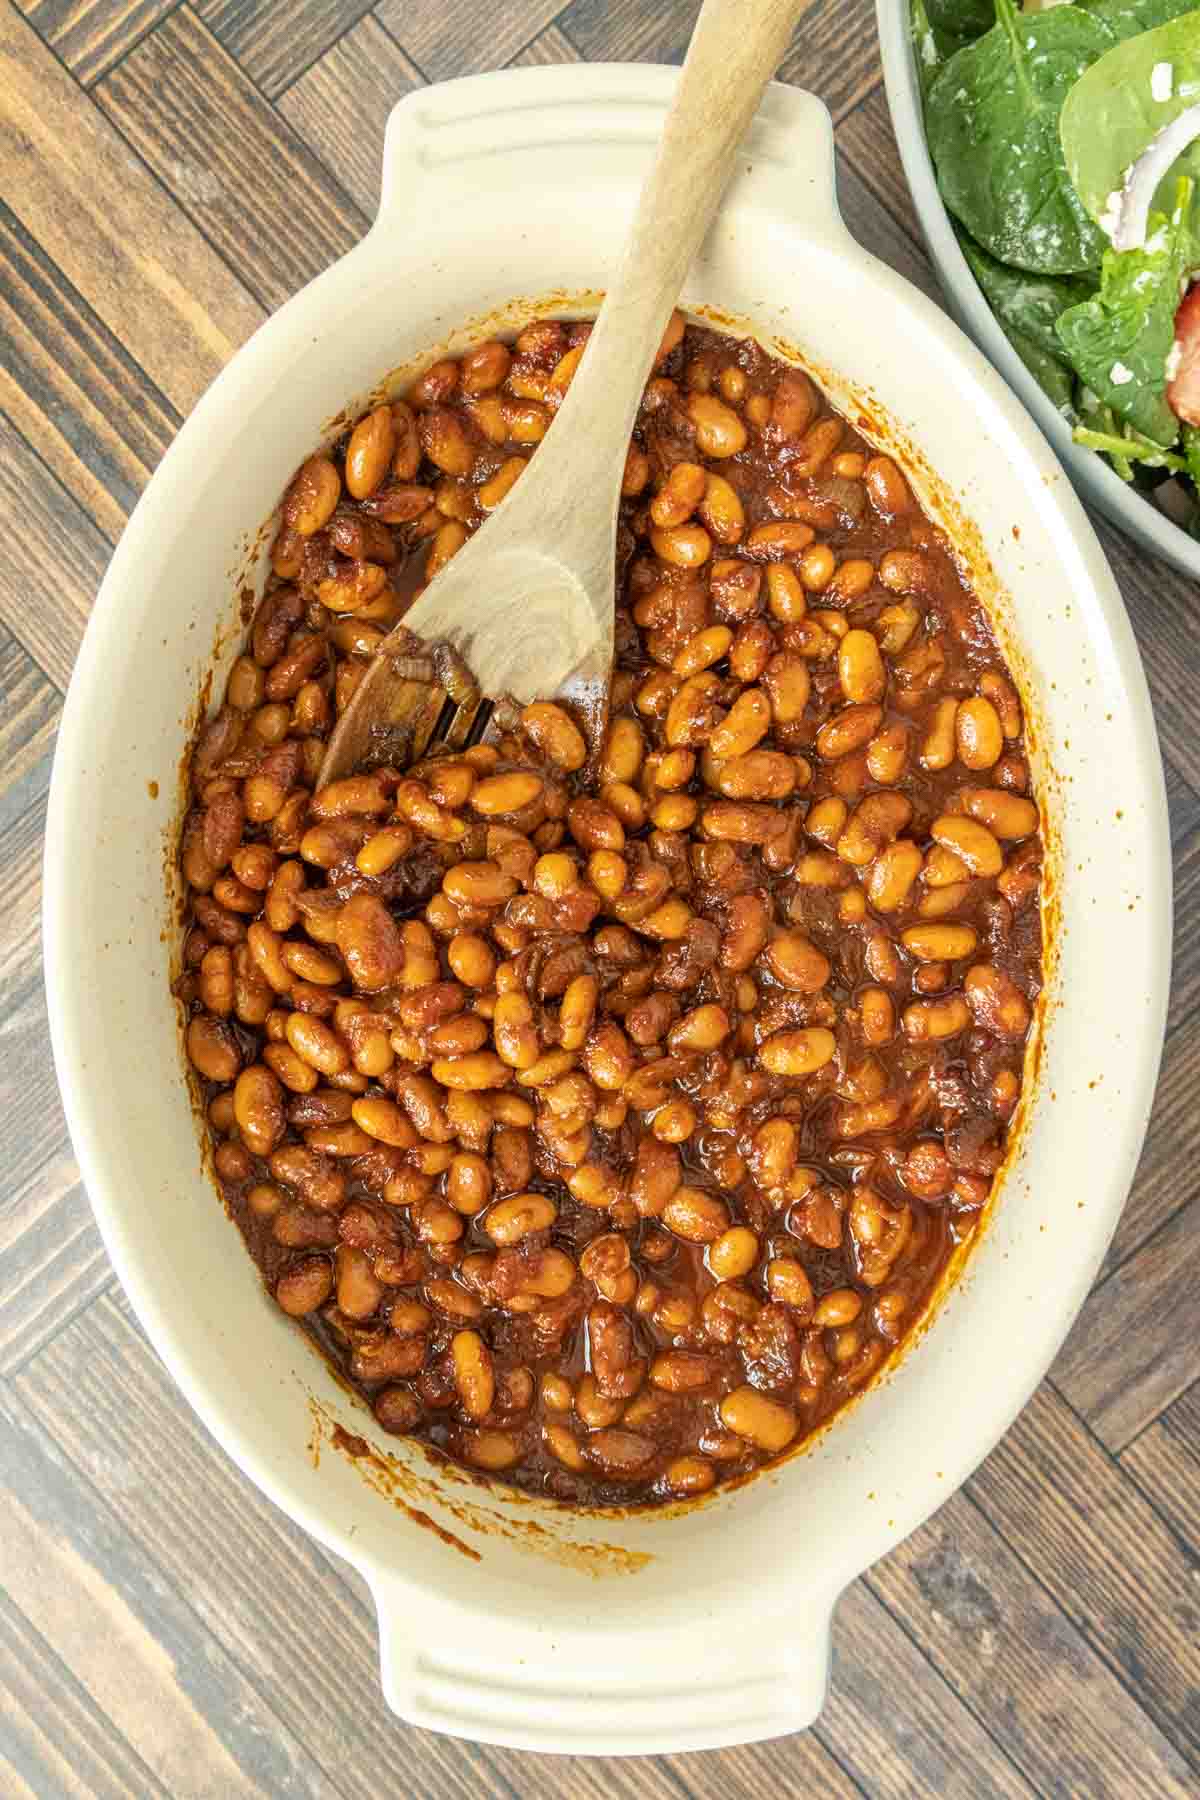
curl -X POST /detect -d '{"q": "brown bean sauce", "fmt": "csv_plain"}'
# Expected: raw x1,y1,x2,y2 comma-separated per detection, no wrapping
178,319,1043,1506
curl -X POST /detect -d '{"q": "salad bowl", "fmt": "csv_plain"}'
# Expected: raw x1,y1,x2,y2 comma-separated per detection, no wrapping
879,0,1200,579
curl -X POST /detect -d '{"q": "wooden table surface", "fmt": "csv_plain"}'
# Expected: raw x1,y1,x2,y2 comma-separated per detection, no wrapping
2,1,1198,1793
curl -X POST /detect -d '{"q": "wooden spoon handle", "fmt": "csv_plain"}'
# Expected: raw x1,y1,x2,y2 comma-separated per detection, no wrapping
549,0,808,471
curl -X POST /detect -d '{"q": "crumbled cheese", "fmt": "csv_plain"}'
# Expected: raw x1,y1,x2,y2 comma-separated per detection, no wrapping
1166,339,1184,381
1152,62,1174,104
1110,363,1135,386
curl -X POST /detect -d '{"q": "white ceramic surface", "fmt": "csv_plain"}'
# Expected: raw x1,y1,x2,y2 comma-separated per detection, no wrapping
45,65,1170,1754
876,0,1200,582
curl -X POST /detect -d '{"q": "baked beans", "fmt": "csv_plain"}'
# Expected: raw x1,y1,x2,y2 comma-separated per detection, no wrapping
178,318,1043,1504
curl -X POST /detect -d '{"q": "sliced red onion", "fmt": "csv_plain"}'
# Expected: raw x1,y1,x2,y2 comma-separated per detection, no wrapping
1113,104,1200,251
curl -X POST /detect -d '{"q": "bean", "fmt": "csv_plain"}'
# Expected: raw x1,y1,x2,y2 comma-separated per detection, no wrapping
961,786,1038,839
470,772,544,815
662,1187,730,1243
687,392,747,458
707,1226,759,1280
335,894,407,991
902,924,978,962
931,815,1003,878
461,1429,520,1471
584,1430,656,1477
864,455,911,518
920,698,959,772
664,1456,716,1496
186,1015,241,1083
759,1028,836,1076
765,931,830,992
284,457,340,536
956,696,1004,771
720,1386,797,1453
521,701,587,772
649,1351,717,1392
483,1190,556,1246
866,840,922,913
838,629,885,703
233,1064,285,1155
276,1257,333,1316
452,1329,496,1420
433,1053,510,1091
964,963,1031,1037
902,996,971,1041
345,406,395,499
766,1258,814,1313
816,703,883,760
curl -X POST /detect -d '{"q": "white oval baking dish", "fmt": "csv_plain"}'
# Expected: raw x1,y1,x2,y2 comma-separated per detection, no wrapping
45,65,1170,1755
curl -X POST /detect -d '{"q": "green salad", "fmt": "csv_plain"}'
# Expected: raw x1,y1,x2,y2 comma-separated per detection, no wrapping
914,0,1200,531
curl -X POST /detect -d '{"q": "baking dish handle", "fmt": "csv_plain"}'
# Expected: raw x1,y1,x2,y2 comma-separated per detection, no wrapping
372,1576,833,1752
375,66,849,249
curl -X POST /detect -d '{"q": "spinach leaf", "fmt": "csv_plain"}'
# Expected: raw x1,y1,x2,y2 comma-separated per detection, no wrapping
1080,0,1200,43
1055,178,1194,442
955,224,1096,358
927,0,994,39
912,0,953,99
1007,323,1078,410
926,0,1114,272
1061,12,1200,231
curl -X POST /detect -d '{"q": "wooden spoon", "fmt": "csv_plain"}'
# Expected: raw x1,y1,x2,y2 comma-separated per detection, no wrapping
320,0,805,784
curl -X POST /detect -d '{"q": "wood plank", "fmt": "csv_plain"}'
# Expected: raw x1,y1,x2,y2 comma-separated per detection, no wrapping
815,1580,1033,1800
656,1733,858,1798
867,1479,1196,1798
1099,1011,1200,1278
553,0,877,124
0,622,59,835
507,22,584,67
0,1381,340,1799
13,0,178,87
0,4,262,420
776,4,880,127
494,1731,856,1799
0,1586,165,1800
1165,756,1200,850
1053,1197,1200,1451
96,9,369,317
0,781,111,1377
969,1384,1200,1770
15,1290,541,1799
1097,516,1200,797
0,1148,112,1379
836,81,922,253
0,195,179,545
1121,1381,1200,1553
194,0,375,100
1166,822,1200,1042
0,411,109,692
277,14,423,220
375,0,568,82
